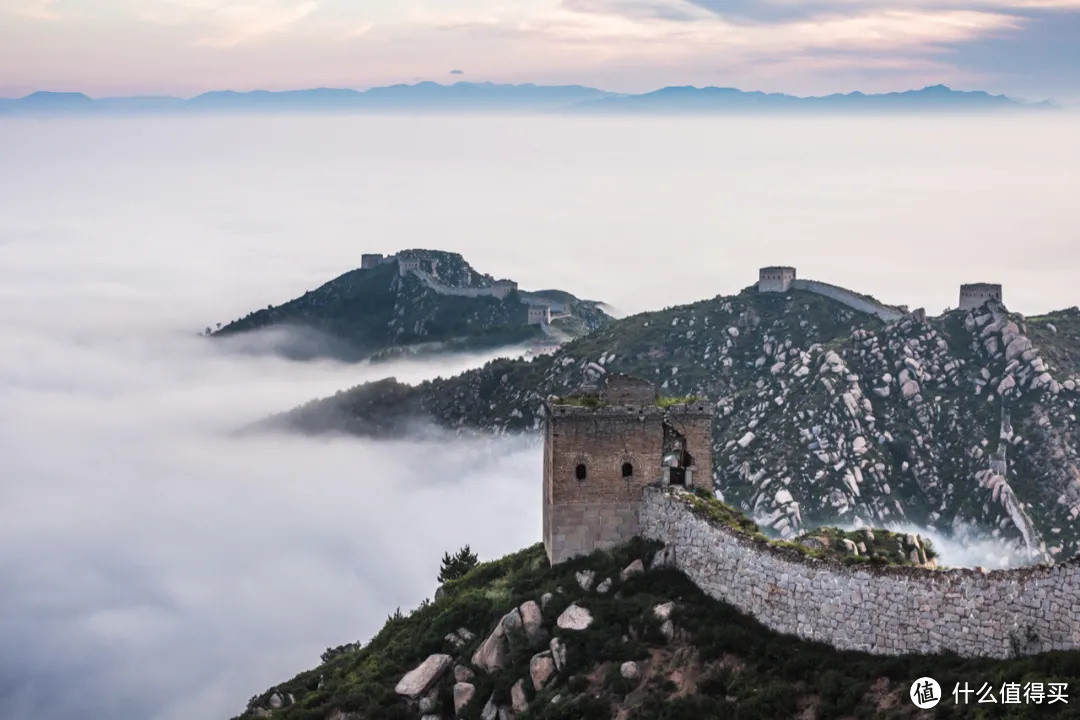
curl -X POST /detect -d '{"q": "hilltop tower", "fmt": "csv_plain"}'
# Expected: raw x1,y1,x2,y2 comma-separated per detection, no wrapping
959,283,1003,311
758,266,797,292
492,279,518,299
361,253,384,269
542,374,714,564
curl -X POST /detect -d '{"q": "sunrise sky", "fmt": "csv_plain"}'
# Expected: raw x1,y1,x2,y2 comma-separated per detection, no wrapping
1,0,1077,102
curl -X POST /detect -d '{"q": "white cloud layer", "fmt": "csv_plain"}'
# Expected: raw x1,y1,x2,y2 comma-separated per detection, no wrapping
1,112,1079,718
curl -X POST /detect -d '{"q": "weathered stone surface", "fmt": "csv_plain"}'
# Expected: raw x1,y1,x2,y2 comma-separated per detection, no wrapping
596,577,612,594
659,619,675,643
472,626,508,673
549,637,568,671
268,692,283,709
575,570,595,591
556,603,593,631
518,600,547,648
653,601,675,621
540,592,554,611
395,654,453,699
510,679,528,713
418,694,438,714
453,683,476,714
640,486,1080,659
529,652,557,690
481,694,499,720
620,559,645,581
453,664,474,683
620,661,640,680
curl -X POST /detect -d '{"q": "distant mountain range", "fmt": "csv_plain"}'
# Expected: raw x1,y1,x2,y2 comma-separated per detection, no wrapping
0,83,1056,115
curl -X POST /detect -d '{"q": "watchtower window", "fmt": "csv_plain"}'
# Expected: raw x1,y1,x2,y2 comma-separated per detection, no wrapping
621,462,634,479
575,463,587,481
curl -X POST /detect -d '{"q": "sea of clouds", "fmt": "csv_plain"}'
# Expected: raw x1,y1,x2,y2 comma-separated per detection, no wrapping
0,217,540,718
3,111,1076,720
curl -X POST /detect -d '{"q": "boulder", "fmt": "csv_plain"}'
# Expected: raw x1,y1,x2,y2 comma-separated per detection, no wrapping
550,637,568,671
481,694,499,720
619,559,645,581
269,693,283,709
540,592,554,611
900,380,920,399
453,664,475,683
557,603,593,631
501,608,524,641
575,570,595,591
596,577,612,594
518,600,547,648
472,625,508,673
511,679,529,713
530,652,557,690
650,547,675,569
453,682,476,715
653,601,675,621
396,654,453,699
660,619,675,643
620,661,640,680
418,694,438,714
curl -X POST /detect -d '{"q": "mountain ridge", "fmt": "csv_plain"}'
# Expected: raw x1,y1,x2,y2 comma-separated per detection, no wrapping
261,277,1080,563
0,83,1055,115
211,250,612,362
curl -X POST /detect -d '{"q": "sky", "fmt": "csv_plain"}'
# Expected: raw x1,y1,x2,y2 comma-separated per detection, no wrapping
0,0,1078,103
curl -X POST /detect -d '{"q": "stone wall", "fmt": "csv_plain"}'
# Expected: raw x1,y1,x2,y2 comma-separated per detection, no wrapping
640,487,1080,658
544,407,666,564
790,279,906,323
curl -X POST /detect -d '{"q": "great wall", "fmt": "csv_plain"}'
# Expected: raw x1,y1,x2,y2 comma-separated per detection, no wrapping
362,251,562,326
641,487,1080,659
541,268,1080,659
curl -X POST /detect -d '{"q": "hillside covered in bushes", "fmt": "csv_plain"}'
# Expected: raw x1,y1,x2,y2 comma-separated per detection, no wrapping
233,540,1080,720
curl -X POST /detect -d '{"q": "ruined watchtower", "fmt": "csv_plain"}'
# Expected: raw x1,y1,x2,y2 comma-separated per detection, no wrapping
542,374,714,564
491,279,518,300
959,283,1003,311
758,266,797,292
361,253,384,269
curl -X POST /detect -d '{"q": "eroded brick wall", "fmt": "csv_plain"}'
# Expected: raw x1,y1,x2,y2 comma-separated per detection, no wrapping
544,407,664,564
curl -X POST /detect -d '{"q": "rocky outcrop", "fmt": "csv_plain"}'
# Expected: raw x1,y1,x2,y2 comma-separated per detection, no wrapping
556,603,593,631
395,654,453,699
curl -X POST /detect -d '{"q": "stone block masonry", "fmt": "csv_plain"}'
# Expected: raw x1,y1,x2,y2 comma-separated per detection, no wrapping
640,487,1080,658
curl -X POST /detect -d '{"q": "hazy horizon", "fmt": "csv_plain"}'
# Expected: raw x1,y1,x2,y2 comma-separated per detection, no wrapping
2,111,1079,719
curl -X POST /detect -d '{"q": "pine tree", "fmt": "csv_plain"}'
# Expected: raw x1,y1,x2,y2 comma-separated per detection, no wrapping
438,545,479,583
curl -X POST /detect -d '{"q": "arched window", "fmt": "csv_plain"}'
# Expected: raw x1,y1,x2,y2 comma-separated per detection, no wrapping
621,462,634,479
575,463,587,481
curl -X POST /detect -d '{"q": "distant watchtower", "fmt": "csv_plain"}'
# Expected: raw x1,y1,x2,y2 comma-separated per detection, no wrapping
959,283,1003,311
758,266,797,292
398,258,422,276
492,279,518,300
361,253,384,269
542,375,714,564
527,305,551,326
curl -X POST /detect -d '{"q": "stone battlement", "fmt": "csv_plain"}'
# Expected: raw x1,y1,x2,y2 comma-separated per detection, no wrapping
641,486,1080,658
543,375,713,565
960,283,1004,311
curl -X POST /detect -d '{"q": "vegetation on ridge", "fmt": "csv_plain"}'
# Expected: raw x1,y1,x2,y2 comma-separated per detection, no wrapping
234,541,1080,720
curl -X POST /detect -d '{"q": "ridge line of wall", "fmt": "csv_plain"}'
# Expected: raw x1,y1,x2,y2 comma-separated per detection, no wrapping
790,279,906,322
640,487,1080,658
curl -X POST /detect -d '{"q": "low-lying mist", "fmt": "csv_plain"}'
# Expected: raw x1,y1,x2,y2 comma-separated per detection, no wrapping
0,291,539,720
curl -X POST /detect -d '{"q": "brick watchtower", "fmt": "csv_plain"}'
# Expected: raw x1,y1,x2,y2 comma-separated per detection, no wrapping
542,374,714,564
